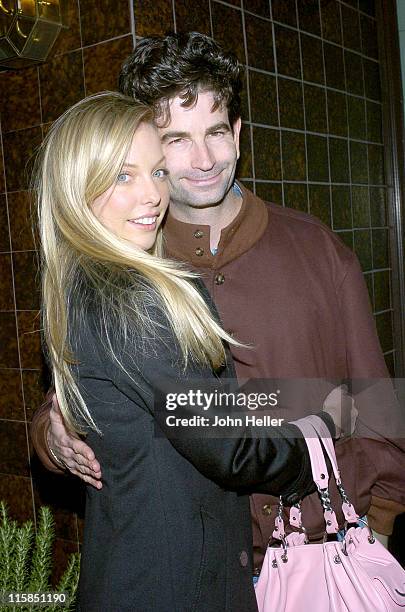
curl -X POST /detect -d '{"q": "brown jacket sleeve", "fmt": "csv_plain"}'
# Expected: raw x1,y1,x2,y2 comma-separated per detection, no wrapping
29,390,65,474
368,495,405,535
365,436,405,534
337,257,405,528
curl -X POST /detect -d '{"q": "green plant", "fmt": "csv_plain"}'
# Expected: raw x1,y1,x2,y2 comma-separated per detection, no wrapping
0,501,80,611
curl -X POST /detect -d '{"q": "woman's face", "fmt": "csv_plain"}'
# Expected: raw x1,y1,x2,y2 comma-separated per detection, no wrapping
92,122,169,251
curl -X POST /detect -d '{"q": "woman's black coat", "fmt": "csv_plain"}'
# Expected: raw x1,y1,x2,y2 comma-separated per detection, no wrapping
72,285,326,612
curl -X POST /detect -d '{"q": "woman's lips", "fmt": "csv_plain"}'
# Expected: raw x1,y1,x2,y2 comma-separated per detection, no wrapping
127,215,158,231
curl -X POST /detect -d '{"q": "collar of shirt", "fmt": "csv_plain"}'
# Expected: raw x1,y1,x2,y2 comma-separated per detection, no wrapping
163,183,269,269
211,183,243,255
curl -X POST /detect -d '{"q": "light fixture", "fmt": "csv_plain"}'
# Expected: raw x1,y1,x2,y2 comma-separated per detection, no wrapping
0,0,65,69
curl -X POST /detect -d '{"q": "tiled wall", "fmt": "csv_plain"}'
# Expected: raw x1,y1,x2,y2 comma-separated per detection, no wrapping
0,0,399,573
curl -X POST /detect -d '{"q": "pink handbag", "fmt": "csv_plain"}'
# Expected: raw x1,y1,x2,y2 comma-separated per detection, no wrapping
255,415,405,611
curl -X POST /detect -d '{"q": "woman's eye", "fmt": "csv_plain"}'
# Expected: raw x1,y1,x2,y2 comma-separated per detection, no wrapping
153,168,169,179
117,172,130,183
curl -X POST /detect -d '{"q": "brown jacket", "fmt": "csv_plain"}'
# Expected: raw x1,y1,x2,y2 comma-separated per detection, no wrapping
31,186,405,569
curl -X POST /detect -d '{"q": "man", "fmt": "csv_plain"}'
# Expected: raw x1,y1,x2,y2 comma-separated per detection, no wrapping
31,32,405,572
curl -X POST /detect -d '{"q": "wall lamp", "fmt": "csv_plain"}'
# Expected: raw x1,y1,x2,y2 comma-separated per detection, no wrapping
0,0,65,69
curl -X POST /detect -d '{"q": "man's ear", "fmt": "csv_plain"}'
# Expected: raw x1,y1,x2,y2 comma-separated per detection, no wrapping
232,117,242,160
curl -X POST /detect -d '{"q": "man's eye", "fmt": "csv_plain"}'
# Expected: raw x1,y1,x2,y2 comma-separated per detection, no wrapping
210,131,225,137
153,168,169,179
169,138,185,145
117,172,130,183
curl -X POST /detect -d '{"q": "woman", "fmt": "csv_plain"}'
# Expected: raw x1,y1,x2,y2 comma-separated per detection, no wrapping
35,92,344,612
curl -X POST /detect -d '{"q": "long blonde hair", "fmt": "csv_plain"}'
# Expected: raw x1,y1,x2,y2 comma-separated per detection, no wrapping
35,92,237,433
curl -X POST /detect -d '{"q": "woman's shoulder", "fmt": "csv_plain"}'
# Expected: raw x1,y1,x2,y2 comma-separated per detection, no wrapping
67,268,231,384
68,279,174,373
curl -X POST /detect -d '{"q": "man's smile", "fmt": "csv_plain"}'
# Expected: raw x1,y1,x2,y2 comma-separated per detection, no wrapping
183,170,224,187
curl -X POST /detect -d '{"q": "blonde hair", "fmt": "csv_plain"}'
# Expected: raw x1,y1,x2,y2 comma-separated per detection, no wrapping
35,92,238,433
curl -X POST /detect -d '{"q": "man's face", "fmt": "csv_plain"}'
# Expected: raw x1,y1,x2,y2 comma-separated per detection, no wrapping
157,91,241,210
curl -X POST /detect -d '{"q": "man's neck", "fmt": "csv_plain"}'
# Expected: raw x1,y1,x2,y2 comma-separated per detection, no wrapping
169,187,243,251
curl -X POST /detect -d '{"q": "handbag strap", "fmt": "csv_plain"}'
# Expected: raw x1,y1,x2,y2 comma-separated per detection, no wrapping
303,415,341,481
272,416,359,541
290,418,358,533
291,418,331,487
272,497,286,540
291,419,339,534
303,415,359,523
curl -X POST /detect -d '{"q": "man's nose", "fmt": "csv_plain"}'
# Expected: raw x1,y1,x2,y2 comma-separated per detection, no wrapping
191,142,215,171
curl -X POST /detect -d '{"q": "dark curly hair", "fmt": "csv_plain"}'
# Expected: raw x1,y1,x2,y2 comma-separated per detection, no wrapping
119,32,242,127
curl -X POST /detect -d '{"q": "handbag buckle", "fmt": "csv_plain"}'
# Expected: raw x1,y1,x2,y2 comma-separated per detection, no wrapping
357,516,375,544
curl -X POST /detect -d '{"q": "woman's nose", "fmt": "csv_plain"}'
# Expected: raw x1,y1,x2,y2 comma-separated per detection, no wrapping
139,178,161,206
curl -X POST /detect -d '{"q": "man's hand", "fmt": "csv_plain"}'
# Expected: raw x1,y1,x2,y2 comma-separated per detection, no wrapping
323,385,358,438
47,395,103,489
